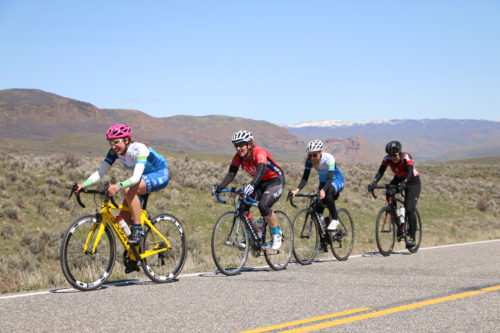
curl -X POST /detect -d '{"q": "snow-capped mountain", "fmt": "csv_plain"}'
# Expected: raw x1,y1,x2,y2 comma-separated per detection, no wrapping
286,119,500,160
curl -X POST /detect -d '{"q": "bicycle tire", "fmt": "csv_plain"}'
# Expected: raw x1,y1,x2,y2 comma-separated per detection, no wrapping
60,215,116,291
330,208,355,261
406,209,422,253
264,210,293,271
211,211,249,276
291,208,319,265
141,213,187,283
375,207,396,256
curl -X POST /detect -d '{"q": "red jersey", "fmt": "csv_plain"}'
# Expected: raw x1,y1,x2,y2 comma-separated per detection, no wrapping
382,153,419,179
231,146,283,182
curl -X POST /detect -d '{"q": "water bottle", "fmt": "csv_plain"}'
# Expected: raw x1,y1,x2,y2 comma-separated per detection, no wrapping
117,216,131,236
255,218,265,239
397,206,405,225
319,215,326,228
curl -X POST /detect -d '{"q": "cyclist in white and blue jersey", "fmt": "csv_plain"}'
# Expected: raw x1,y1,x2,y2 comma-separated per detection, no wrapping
75,124,170,271
291,140,345,231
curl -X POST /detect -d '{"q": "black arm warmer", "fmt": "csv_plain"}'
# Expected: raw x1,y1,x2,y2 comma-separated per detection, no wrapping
404,164,414,183
373,164,387,183
321,170,334,192
219,164,239,189
297,168,311,190
250,163,267,186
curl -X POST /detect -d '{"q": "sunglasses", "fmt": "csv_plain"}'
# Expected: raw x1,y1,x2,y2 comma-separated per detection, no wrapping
234,142,247,148
108,138,124,146
308,153,320,158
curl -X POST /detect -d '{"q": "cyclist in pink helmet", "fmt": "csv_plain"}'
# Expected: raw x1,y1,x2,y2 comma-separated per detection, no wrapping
105,124,132,140
74,124,170,273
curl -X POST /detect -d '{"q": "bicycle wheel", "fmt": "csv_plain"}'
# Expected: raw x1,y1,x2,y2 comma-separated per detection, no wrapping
330,208,355,261
141,213,187,283
264,210,293,270
406,209,422,253
375,207,396,256
60,215,116,291
211,211,249,276
291,208,319,265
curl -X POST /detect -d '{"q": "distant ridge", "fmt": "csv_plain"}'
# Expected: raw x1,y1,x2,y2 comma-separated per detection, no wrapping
1,88,499,162
286,119,500,160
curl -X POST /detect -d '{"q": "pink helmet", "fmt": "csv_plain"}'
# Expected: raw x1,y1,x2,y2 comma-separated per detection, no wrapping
105,124,132,139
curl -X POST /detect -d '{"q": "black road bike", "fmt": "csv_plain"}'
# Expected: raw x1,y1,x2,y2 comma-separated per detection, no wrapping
288,192,354,264
370,184,422,256
211,187,293,276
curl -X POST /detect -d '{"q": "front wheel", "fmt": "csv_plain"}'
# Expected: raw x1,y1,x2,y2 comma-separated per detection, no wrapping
406,209,422,253
211,211,249,276
60,215,116,291
375,207,396,256
264,210,293,271
291,208,319,265
330,208,355,261
141,213,187,283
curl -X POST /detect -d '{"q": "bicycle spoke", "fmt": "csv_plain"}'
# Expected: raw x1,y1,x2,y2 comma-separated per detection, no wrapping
211,212,249,275
292,209,318,265
60,216,115,291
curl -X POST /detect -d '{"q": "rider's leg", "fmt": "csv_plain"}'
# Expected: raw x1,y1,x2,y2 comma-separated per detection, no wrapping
123,180,148,246
256,175,285,250
404,177,421,239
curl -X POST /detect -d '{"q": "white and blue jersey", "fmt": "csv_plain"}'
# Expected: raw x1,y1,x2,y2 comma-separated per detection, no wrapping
105,142,167,174
84,142,170,194
305,152,344,193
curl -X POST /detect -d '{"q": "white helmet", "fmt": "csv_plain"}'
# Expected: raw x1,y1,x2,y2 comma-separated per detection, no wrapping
231,130,254,144
306,140,324,153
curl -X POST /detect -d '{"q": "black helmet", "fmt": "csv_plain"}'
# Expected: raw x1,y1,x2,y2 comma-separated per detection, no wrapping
385,140,402,155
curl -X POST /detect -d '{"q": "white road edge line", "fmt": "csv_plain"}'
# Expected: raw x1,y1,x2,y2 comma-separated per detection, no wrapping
1,239,498,300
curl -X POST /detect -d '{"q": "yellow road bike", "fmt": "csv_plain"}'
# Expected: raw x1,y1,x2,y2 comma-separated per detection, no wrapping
60,182,187,291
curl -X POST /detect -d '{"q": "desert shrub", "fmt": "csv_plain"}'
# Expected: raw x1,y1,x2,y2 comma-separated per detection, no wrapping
477,195,491,212
0,225,14,239
6,172,19,183
1,200,20,220
62,153,80,169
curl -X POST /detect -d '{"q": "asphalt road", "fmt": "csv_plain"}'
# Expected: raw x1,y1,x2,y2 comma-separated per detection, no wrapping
1,240,499,333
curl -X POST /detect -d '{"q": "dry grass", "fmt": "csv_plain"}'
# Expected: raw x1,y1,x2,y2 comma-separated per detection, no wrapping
0,152,499,293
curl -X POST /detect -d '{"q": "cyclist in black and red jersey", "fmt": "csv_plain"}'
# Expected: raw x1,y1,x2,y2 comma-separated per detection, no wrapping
368,140,421,247
212,130,285,250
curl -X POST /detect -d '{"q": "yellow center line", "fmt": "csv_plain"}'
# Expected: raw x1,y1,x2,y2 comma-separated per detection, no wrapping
280,285,500,333
240,308,372,333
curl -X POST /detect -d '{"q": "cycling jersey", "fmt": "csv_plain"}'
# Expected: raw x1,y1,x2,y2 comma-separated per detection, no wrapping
381,153,419,179
83,142,169,191
304,152,344,189
105,142,167,174
230,145,282,182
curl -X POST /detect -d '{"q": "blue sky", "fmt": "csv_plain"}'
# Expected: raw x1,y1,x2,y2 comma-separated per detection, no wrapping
1,1,499,125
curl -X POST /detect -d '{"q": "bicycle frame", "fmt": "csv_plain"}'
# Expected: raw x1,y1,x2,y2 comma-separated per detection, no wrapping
216,188,267,252
72,184,173,261
289,193,329,243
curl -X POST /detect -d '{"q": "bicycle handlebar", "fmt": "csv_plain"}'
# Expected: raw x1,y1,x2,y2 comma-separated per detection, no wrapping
287,191,319,208
69,182,119,208
215,187,258,207
369,184,404,200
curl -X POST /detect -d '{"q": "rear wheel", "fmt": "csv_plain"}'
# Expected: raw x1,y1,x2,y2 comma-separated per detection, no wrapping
264,210,293,270
60,215,116,291
330,208,355,261
291,209,319,265
406,209,422,253
141,213,187,283
375,207,396,256
211,211,249,276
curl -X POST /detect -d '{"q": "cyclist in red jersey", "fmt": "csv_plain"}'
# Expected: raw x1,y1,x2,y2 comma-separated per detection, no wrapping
212,130,285,250
368,140,421,247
